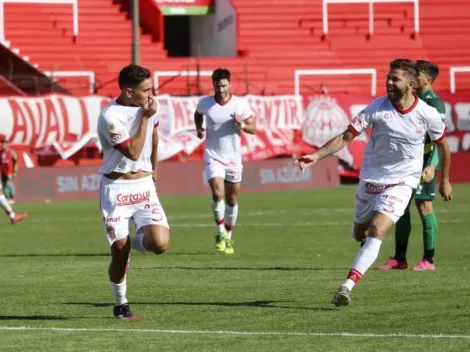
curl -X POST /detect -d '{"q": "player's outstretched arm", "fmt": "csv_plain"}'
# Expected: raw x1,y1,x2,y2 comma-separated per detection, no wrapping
151,127,159,181
435,137,452,201
194,111,205,139
115,99,157,161
295,130,355,172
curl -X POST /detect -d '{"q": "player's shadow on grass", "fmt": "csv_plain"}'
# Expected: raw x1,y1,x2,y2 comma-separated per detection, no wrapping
64,301,336,311
134,266,348,271
0,315,68,321
1,253,110,258
0,252,217,258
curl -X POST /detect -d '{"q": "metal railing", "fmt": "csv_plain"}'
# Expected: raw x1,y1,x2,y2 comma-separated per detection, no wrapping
322,0,419,35
295,68,377,96
43,70,95,94
449,66,470,94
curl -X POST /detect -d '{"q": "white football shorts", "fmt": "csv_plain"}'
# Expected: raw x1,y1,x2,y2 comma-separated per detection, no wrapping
354,180,413,224
100,175,169,246
204,158,243,184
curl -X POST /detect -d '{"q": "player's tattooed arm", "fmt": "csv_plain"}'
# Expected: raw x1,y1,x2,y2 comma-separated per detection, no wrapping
295,130,355,172
151,127,159,182
316,130,356,159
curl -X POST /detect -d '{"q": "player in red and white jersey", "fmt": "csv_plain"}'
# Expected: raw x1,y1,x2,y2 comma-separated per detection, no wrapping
194,68,256,254
97,64,170,320
0,135,27,224
295,59,452,307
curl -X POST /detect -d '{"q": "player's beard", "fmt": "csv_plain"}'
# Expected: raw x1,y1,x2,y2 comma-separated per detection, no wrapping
387,86,404,103
215,91,229,102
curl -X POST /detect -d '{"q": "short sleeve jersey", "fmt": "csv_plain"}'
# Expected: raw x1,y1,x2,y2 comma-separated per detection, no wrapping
348,96,446,187
97,100,160,174
196,95,253,164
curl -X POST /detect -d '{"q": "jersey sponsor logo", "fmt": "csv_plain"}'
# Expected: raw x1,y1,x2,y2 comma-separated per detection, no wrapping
103,216,121,223
364,182,400,194
380,194,403,204
351,116,362,130
110,130,127,144
117,191,151,206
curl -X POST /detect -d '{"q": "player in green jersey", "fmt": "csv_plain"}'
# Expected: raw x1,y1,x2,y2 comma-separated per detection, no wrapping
377,60,445,271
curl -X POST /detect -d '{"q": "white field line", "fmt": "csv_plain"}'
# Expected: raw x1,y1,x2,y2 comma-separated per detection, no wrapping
0,326,469,340
29,207,467,224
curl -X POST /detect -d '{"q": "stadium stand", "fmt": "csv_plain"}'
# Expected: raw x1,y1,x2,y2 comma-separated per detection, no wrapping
1,0,469,96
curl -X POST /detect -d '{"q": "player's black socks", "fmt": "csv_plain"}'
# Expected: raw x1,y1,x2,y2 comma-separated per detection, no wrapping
423,249,434,264
394,244,408,264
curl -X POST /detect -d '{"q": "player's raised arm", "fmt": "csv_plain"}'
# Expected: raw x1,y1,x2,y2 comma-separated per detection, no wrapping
113,99,156,161
151,121,159,182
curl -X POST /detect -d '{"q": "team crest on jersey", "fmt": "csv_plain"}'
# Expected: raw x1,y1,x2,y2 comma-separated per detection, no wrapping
414,117,425,133
108,124,115,132
303,96,354,166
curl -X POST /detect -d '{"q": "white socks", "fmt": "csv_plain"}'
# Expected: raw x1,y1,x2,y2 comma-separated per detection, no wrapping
130,229,149,252
0,195,14,218
224,204,239,239
343,237,382,291
110,278,128,306
212,200,225,232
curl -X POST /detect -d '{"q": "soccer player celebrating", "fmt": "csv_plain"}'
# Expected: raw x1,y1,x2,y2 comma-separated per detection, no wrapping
97,64,170,320
0,135,27,224
194,68,256,254
295,59,452,307
377,60,445,271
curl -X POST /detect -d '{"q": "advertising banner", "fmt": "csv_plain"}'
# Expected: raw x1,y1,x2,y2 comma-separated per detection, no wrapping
15,157,340,202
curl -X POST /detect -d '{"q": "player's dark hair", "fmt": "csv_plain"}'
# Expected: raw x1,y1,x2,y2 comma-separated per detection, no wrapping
118,64,151,89
416,60,439,83
211,68,231,82
389,58,419,83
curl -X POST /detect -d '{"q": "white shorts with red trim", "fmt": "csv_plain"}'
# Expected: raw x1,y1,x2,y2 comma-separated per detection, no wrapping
204,158,243,184
100,175,169,246
354,180,413,224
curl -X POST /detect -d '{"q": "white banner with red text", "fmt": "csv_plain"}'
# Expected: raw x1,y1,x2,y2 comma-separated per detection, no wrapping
0,93,469,175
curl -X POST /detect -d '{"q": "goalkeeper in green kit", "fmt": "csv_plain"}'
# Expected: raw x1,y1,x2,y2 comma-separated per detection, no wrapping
377,60,445,271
